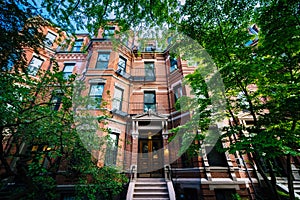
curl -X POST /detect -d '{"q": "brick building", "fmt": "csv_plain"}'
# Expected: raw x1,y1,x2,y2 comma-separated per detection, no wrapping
5,24,300,200
50,26,259,200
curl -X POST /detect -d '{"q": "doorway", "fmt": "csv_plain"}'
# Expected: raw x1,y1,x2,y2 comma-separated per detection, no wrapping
138,133,163,178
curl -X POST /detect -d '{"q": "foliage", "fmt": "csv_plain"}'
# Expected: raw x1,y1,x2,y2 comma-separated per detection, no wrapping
0,1,49,71
174,0,299,199
0,2,127,199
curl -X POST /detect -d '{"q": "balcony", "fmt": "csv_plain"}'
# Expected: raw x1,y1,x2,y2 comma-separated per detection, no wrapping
111,99,129,117
130,68,156,82
129,102,169,114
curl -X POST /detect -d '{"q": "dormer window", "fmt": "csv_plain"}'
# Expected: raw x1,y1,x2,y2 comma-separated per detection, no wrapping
103,27,115,38
145,43,156,52
72,40,83,52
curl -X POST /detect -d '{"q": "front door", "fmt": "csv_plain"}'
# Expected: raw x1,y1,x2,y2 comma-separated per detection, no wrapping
138,135,163,177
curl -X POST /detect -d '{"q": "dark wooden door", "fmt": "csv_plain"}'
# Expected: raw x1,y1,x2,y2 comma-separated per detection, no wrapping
138,138,163,177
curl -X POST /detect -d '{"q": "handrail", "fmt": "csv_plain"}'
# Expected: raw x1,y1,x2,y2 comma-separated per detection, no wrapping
130,165,137,181
164,164,172,181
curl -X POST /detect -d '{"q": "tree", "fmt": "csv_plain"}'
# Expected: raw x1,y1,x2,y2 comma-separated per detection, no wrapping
176,0,300,199
0,1,127,199
253,1,300,199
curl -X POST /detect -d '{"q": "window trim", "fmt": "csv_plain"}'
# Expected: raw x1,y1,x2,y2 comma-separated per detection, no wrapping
95,52,110,69
50,92,63,111
173,84,183,103
28,56,44,76
118,56,127,72
170,57,178,73
105,132,119,166
112,86,124,111
103,26,115,39
72,39,83,52
144,62,155,80
144,91,156,112
63,63,75,79
88,83,105,109
44,31,57,47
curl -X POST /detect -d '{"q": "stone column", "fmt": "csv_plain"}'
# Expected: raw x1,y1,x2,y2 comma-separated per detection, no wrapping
131,121,139,166
162,121,169,165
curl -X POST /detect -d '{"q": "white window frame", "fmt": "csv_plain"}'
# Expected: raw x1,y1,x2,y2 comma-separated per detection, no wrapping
28,56,44,76
96,52,110,69
44,31,57,47
63,63,75,79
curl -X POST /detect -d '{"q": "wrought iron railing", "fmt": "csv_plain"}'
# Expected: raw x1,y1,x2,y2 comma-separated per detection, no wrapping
130,68,156,82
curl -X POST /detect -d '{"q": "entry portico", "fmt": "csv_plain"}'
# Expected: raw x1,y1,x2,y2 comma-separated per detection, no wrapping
130,110,169,178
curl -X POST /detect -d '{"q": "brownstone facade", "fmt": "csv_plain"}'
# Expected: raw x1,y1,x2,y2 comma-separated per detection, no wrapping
14,26,270,200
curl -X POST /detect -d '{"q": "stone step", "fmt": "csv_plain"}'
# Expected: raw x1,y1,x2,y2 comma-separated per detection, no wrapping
135,187,168,192
131,178,170,200
137,178,165,181
133,192,169,199
135,183,167,188
133,198,169,200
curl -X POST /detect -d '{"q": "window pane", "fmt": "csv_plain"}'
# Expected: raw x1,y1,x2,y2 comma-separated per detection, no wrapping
144,92,155,103
72,40,83,51
98,53,110,61
63,64,75,79
96,53,110,69
105,133,119,166
118,56,126,71
104,27,115,38
170,57,178,72
45,32,56,47
51,94,62,111
64,64,75,72
144,91,156,112
90,84,104,96
28,57,43,76
112,87,123,110
145,62,155,79
174,85,182,102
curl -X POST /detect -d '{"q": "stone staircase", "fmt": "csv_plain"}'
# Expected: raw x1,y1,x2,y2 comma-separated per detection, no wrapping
128,178,171,200
276,177,300,198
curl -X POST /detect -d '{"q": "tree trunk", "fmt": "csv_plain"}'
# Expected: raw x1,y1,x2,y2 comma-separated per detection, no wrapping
266,159,281,200
253,154,281,200
287,154,295,200
0,131,14,177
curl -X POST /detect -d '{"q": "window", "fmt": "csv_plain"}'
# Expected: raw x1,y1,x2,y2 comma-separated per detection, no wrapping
50,92,63,111
72,40,83,52
215,189,236,200
174,85,183,103
145,43,156,51
63,63,75,79
96,53,110,69
28,56,43,76
170,57,178,72
88,84,104,109
105,133,119,166
103,27,115,38
144,91,156,112
112,87,123,111
144,62,155,80
117,56,126,73
206,144,227,167
44,31,56,47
